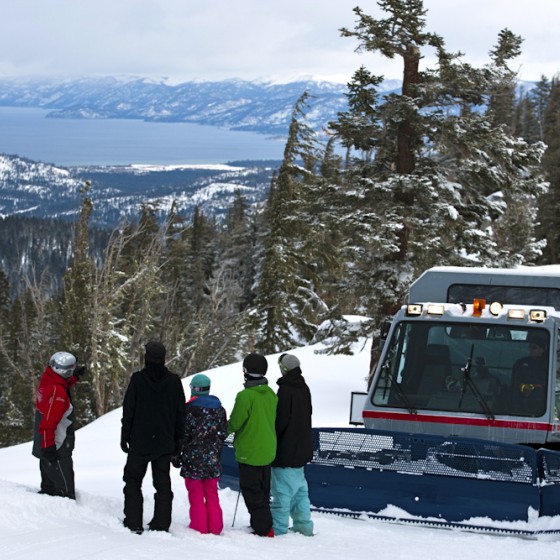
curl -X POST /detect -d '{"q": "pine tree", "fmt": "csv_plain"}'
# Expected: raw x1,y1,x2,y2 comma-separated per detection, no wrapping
0,273,55,445
341,1,444,174
254,92,323,354
486,29,522,132
221,191,257,313
531,76,552,142
514,93,539,143
181,197,256,374
188,207,217,313
54,182,97,423
329,66,384,160
0,270,30,447
159,201,194,367
325,0,547,331
167,205,242,376
537,77,560,263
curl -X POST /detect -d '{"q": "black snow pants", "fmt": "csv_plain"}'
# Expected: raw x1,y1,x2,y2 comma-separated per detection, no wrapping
123,453,173,532
238,462,273,536
39,454,75,499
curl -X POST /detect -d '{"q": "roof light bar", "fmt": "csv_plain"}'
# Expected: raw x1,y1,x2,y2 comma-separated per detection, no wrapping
472,298,486,317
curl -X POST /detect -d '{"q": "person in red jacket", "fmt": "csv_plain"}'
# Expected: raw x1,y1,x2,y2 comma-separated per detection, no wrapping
32,351,85,499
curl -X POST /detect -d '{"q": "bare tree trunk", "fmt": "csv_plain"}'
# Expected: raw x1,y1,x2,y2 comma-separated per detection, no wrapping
88,221,167,417
397,45,421,174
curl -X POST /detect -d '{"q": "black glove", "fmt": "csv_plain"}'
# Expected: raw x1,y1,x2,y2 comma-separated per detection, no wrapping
74,366,86,379
171,455,181,469
41,445,58,462
121,440,129,454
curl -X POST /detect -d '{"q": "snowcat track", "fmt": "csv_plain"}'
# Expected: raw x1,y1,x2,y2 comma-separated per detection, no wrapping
311,507,560,539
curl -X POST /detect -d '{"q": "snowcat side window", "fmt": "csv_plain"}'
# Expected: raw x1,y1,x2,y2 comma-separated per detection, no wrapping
556,329,560,420
372,322,409,406
510,329,549,417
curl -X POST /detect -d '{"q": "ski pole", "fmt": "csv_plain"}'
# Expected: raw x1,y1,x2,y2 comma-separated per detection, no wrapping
232,488,241,527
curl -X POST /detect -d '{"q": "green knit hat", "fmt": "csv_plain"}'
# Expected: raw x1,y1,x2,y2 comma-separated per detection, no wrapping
190,373,211,396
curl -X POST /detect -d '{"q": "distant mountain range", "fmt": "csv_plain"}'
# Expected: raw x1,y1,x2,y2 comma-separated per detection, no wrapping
0,76,402,136
0,76,339,136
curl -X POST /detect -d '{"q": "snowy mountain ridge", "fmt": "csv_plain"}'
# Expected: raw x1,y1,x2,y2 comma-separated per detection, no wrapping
0,76,363,135
0,76,534,137
0,154,276,228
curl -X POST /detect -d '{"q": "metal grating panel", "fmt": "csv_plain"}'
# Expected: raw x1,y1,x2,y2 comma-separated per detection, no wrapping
539,449,560,482
312,428,536,484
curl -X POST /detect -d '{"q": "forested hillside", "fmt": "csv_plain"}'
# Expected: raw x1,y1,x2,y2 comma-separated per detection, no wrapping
0,156,277,228
1,0,560,448
0,216,111,291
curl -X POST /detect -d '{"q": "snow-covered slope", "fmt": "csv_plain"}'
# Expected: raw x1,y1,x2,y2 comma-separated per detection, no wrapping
0,339,558,559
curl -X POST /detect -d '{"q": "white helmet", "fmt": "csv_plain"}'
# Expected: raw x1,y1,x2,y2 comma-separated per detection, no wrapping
49,351,77,378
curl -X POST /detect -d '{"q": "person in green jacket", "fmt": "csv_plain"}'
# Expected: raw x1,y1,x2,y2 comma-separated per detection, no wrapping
228,352,278,537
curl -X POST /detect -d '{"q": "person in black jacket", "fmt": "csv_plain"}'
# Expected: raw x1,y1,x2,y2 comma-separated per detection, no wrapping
270,353,314,536
120,341,186,534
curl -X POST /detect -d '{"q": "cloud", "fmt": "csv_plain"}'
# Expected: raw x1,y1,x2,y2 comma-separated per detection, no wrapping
0,0,557,83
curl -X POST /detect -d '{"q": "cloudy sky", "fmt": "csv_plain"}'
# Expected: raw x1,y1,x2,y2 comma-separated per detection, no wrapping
1,0,558,84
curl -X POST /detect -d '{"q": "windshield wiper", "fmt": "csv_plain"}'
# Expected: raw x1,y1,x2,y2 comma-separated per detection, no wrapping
458,343,495,420
381,361,417,414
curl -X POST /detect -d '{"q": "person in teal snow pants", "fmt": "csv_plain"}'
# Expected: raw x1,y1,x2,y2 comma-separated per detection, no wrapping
271,353,314,536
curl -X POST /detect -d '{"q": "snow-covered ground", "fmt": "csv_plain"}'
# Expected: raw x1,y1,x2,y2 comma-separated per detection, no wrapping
0,338,559,559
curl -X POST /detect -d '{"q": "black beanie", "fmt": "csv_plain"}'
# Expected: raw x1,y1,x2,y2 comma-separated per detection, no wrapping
145,341,166,364
243,353,268,376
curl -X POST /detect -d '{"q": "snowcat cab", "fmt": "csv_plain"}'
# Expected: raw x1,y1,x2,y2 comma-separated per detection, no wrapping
364,267,560,446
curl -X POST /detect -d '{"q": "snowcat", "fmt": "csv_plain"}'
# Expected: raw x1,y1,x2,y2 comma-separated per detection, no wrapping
222,267,560,536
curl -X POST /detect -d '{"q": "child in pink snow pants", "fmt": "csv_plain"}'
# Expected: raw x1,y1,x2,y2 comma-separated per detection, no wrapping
172,374,228,534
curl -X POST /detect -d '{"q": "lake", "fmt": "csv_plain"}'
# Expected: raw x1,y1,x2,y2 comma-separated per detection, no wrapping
0,107,287,167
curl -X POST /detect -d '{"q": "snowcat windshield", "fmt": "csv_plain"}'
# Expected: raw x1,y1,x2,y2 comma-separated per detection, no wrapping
372,321,550,418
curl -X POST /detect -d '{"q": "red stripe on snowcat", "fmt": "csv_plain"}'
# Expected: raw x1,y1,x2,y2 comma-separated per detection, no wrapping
362,410,550,431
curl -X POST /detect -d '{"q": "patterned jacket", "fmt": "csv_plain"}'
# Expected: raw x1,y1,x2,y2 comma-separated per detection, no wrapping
175,395,228,479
